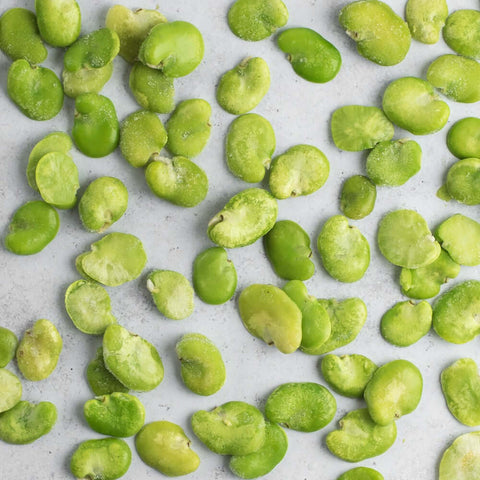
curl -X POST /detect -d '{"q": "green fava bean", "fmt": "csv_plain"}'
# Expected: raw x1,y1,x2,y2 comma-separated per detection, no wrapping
208,188,278,248
317,215,370,283
238,284,302,354
80,233,147,286
264,220,314,281
120,110,167,168
229,421,287,479
145,156,208,207
193,247,237,305
433,280,480,344
87,347,129,396
436,214,480,266
399,249,460,300
364,359,423,425
73,93,120,158
320,354,377,398
36,152,79,209
192,401,265,455
226,113,275,183
17,319,62,381
269,145,329,199
65,280,116,335
70,438,131,480
283,280,331,353
331,105,394,152
63,62,114,98
439,431,480,480
79,177,128,233
0,401,57,444
443,10,480,60
339,0,411,66
447,117,480,159
0,328,18,368
106,6,166,64
136,421,199,476
139,21,204,77
380,300,432,347
0,8,47,64
366,139,422,186
441,358,480,426
338,467,384,480
427,54,480,103
147,270,194,320
0,369,22,413
166,99,211,158
377,209,440,268
75,252,96,282
265,382,336,432
217,57,270,115
311,298,367,355
129,62,175,113
228,0,288,41
445,158,480,205
26,132,72,191
35,0,81,47
405,0,448,44
176,333,226,396
277,27,341,83
84,392,145,437
326,409,397,462
340,175,376,219
8,60,63,121
103,324,164,391
5,201,59,255
382,77,449,135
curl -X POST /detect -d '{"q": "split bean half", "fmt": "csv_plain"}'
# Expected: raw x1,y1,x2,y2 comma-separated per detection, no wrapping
405,0,448,44
0,369,22,413
439,432,480,480
87,347,129,396
340,175,376,220
0,328,17,368
447,117,480,159
63,63,114,98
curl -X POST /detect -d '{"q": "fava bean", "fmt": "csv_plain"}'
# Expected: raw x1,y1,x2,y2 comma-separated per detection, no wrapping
87,347,129,396
447,117,480,159
443,10,480,60
405,0,448,44
340,175,376,219
63,62,113,98
0,369,22,413
338,467,384,480
0,328,17,368
439,432,480,480
445,158,480,206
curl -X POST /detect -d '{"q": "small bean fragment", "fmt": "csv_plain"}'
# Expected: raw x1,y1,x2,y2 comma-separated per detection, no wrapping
326,408,397,462
443,10,480,60
0,328,17,368
103,324,164,392
191,401,266,455
84,392,145,437
405,0,448,44
331,105,394,152
338,467,384,480
16,319,62,381
75,252,96,282
0,369,22,413
5,201,59,255
320,354,377,398
87,347,129,396
0,401,57,444
136,421,200,476
340,175,376,219
217,57,270,115
445,158,480,205
238,284,302,354
439,431,480,480
175,333,226,396
63,62,114,98
192,247,237,305
70,438,132,480
447,117,480,159
228,0,288,41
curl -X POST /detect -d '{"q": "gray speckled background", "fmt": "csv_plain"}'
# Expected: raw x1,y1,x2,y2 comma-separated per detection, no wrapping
1,0,479,478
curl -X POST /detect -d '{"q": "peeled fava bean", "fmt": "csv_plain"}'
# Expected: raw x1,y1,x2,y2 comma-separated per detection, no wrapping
207,188,278,248
441,358,480,427
443,10,480,60
217,57,270,115
0,328,17,368
191,401,266,455
277,27,341,83
229,421,287,479
0,401,57,444
320,354,377,398
16,319,62,381
447,117,480,159
338,467,384,480
103,324,164,391
405,0,448,44
70,438,132,480
340,175,376,220
136,421,200,476
445,159,480,206
364,359,423,425
339,0,411,66
176,333,226,396
439,431,480,480
228,0,288,41
238,284,302,354
0,369,22,413
331,105,394,152
87,347,129,396
63,63,114,98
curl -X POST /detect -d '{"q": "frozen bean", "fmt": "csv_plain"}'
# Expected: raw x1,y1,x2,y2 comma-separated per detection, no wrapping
87,347,129,396
0,328,17,368
445,158,480,205
0,369,22,413
443,10,480,59
405,0,448,44
439,432,480,480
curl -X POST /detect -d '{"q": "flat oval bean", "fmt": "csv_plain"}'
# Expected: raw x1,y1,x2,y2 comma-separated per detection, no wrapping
447,117,480,159
445,158,480,205
405,0,448,44
340,175,376,219
439,432,480,480
0,328,17,368
87,347,129,396
443,10,480,59
338,467,384,480
0,369,22,413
